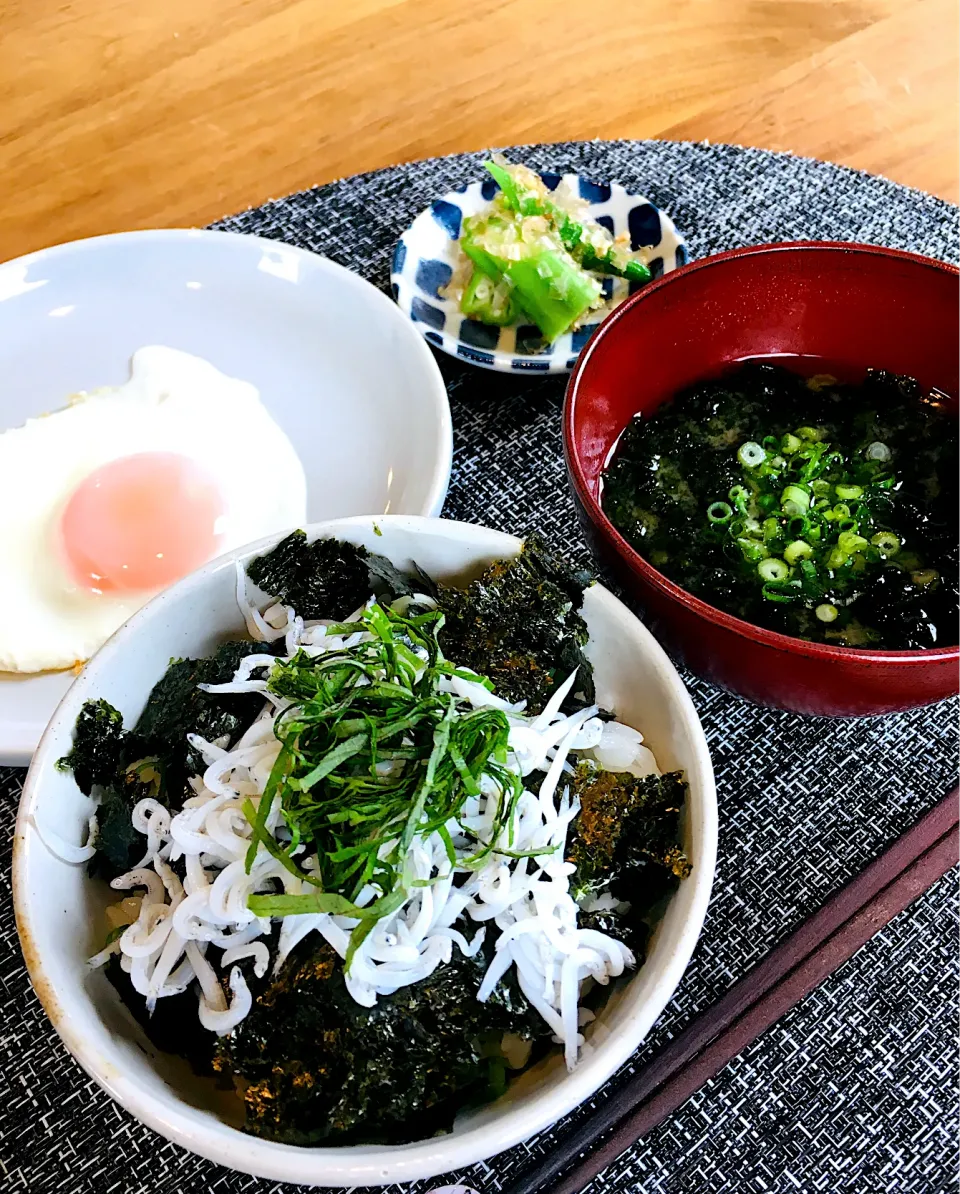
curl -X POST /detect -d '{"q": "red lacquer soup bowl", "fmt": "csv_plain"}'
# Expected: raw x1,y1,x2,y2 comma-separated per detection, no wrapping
564,242,959,716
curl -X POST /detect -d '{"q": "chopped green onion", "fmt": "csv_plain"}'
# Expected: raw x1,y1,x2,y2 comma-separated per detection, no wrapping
910,569,939,587
837,530,868,555
758,557,789,582
781,485,811,512
871,531,901,556
737,538,768,561
784,539,814,565
706,501,733,523
834,484,863,501
700,412,916,631
865,441,891,461
738,441,766,468
728,484,749,512
762,581,801,603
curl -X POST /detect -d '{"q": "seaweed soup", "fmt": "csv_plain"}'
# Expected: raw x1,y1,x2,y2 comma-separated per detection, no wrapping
601,358,958,650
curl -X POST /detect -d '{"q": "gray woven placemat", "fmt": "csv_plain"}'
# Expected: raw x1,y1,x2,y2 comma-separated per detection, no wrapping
1,141,957,1194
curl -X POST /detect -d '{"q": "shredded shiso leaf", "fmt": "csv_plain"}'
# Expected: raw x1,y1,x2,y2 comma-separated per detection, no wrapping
241,598,530,963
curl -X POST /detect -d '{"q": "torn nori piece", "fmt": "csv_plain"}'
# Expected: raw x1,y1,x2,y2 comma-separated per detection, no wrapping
568,766,691,931
102,928,280,1077
247,529,437,615
57,698,129,795
58,641,276,879
435,534,595,714
365,552,439,602
104,954,218,1075
57,698,153,881
133,639,277,799
246,531,372,619
216,938,547,1145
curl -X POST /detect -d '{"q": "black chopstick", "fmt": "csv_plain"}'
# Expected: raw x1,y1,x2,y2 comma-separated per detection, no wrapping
498,788,959,1194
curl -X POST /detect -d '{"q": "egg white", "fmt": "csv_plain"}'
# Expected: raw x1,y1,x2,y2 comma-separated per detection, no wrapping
0,346,307,673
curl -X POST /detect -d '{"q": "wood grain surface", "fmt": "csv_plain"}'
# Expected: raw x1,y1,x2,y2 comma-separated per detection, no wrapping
1,0,956,262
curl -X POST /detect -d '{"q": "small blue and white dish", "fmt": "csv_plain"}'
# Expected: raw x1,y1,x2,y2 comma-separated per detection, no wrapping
391,171,687,373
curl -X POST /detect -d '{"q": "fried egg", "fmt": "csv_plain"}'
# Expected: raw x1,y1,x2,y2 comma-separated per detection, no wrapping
0,346,307,672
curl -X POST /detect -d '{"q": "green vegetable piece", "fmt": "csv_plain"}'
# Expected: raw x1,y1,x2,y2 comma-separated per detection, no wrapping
738,441,766,468
460,232,505,282
460,267,516,326
781,484,811,512
758,558,789,582
494,251,601,342
247,888,407,921
784,539,814,565
484,159,523,210
624,259,653,284
706,501,733,523
871,531,901,556
835,483,864,501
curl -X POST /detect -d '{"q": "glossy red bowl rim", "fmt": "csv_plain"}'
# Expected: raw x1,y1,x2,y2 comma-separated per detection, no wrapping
565,240,960,668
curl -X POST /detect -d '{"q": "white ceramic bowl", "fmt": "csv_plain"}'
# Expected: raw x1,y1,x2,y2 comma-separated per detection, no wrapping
14,516,716,1188
0,229,452,763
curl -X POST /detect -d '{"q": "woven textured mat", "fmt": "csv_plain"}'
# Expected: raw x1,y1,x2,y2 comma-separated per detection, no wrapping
1,141,957,1194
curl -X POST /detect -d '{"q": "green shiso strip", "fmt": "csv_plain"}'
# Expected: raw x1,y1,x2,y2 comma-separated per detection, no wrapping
241,599,529,961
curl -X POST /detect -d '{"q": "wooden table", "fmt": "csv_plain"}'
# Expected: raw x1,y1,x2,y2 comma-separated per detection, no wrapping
1,0,956,263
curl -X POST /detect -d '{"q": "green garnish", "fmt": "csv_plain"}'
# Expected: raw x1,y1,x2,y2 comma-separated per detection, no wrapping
710,420,938,624
241,600,526,952
456,156,652,342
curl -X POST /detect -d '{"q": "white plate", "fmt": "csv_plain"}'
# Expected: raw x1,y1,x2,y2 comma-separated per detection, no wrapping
392,171,686,373
0,230,452,764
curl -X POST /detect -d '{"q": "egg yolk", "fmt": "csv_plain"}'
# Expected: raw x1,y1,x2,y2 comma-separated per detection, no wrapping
60,452,226,593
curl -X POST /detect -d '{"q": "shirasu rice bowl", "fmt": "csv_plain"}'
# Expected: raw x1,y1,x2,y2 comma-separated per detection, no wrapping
47,528,694,1148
